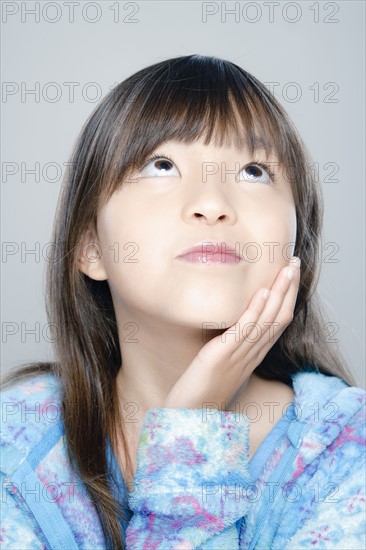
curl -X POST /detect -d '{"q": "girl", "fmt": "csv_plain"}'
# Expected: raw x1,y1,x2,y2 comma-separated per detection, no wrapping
1,54,365,549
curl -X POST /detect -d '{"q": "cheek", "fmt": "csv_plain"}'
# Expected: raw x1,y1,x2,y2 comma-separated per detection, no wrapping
95,204,166,299
246,201,296,263
96,204,132,277
281,204,297,256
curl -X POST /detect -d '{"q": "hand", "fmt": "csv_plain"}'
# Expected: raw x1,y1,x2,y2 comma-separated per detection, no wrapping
163,257,301,410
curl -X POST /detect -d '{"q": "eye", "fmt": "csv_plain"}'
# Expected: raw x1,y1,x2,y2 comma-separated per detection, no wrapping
139,154,180,177
239,161,276,185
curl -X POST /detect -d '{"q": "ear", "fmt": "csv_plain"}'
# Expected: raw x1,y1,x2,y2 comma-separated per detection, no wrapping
77,228,108,281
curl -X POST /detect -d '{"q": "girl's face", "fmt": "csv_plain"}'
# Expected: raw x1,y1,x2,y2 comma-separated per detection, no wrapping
81,137,296,329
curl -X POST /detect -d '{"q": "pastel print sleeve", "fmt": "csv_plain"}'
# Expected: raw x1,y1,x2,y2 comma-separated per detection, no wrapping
125,406,252,550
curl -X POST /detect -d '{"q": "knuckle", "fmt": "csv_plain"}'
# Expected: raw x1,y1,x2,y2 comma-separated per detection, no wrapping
281,312,294,326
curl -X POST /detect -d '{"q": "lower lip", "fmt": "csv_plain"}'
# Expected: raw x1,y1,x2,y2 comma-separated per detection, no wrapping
176,253,241,264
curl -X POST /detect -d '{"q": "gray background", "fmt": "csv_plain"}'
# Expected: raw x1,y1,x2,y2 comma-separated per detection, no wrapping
1,1,365,388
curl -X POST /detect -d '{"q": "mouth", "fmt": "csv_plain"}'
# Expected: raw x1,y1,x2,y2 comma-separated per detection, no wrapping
175,242,242,264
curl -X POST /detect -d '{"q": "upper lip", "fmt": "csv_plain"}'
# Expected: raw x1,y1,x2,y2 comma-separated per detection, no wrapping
176,241,242,260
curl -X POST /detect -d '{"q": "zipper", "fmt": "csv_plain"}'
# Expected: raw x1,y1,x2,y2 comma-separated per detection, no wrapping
244,423,307,550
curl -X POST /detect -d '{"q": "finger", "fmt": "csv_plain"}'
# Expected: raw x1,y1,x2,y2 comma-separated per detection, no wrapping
237,258,301,362
230,258,300,363
235,258,299,338
256,264,296,337
200,286,270,363
231,286,271,342
207,260,299,363
246,286,271,316
272,257,301,335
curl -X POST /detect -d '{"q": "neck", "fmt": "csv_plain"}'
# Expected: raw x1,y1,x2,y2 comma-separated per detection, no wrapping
113,308,295,473
116,311,224,415
115,307,294,415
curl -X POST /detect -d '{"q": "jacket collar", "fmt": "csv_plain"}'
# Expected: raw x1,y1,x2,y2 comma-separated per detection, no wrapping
2,370,364,477
288,370,365,466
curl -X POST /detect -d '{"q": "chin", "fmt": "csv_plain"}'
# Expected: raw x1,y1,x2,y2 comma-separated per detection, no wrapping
175,305,246,332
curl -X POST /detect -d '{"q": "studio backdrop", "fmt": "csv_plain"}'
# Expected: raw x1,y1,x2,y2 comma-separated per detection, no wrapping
1,0,365,388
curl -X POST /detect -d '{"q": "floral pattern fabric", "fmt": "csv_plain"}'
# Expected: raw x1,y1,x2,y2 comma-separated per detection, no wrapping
1,370,365,549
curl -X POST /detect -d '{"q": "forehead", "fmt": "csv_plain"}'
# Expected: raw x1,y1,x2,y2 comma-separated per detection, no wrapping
151,137,278,160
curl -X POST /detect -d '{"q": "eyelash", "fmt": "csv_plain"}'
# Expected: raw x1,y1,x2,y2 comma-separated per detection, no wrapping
141,153,277,184
250,158,277,184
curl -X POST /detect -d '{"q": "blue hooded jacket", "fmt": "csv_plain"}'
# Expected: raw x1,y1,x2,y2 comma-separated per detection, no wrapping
1,369,365,549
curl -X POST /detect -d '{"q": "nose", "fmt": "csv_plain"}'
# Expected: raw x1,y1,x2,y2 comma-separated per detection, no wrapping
182,184,237,226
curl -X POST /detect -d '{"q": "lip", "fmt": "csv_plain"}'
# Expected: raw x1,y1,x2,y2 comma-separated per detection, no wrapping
175,242,242,264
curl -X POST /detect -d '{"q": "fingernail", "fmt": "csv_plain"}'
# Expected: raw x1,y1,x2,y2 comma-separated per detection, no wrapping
262,289,270,299
287,267,295,280
291,256,301,268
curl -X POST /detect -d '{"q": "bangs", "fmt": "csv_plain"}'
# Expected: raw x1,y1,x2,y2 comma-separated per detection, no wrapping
97,55,297,203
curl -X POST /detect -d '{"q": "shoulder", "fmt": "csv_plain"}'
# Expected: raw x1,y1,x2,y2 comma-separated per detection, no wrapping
277,372,366,548
291,370,365,422
1,371,63,476
290,370,365,463
290,370,365,473
1,372,105,548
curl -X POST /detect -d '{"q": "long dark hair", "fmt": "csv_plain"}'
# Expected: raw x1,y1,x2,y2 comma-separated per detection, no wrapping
1,54,357,548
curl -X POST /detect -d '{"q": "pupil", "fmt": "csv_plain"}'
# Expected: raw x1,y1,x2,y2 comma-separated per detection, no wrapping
249,166,260,177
